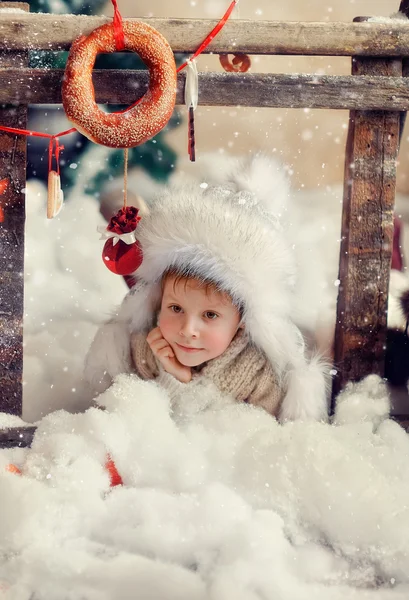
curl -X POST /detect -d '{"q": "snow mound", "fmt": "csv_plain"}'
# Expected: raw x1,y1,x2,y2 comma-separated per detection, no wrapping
1,374,409,599
23,179,126,421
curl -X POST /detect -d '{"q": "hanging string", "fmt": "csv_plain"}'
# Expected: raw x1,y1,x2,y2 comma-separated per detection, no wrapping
111,0,125,51
123,147,128,209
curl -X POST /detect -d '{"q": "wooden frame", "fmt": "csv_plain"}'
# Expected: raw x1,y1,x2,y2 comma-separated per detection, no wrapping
2,13,409,55
0,2,408,428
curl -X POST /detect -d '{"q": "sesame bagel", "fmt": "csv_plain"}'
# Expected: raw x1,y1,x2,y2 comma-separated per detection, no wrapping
62,21,177,148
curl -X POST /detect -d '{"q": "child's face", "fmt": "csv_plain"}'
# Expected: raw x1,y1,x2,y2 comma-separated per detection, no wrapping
158,275,242,367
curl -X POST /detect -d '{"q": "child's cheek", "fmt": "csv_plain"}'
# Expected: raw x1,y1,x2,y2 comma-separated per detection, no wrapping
206,328,232,357
158,314,175,343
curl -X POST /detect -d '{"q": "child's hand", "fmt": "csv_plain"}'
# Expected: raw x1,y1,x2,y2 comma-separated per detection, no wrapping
147,327,192,383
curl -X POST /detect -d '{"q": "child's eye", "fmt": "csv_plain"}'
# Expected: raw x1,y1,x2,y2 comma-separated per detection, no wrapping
170,305,182,313
204,311,218,320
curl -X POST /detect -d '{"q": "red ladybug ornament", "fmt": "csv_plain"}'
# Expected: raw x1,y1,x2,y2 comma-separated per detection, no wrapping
101,206,143,276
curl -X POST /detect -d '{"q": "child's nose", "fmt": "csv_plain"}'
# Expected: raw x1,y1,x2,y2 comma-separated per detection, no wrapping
180,317,199,338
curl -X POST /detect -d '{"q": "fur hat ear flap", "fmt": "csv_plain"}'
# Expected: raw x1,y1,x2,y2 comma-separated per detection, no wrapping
245,311,329,421
279,357,330,422
125,280,162,332
84,280,161,392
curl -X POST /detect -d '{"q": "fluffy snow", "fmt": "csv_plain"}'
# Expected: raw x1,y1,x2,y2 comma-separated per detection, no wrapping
1,372,409,598
368,13,409,23
0,8,29,13
23,179,126,422
1,172,409,598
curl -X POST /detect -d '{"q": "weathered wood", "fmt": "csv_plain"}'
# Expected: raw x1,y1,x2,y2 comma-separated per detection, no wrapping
332,57,401,401
0,425,36,448
4,416,409,449
399,58,409,142
0,7,406,425
0,2,28,416
393,416,409,430
0,14,409,56
400,0,409,17
0,69,409,110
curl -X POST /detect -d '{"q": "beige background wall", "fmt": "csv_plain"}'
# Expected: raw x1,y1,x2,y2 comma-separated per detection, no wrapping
102,0,409,193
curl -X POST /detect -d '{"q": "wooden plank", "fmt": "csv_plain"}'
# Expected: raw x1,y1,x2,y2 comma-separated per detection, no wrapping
399,2,409,140
0,69,409,110
0,425,36,448
0,2,28,416
400,0,409,16
4,417,409,450
332,57,401,401
392,416,409,429
0,14,409,56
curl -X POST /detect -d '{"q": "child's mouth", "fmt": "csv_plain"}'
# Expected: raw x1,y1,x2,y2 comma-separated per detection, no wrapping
176,343,203,353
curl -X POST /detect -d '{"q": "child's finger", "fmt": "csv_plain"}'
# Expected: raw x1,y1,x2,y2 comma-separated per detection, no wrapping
147,334,167,350
149,339,171,353
157,347,174,359
146,327,163,343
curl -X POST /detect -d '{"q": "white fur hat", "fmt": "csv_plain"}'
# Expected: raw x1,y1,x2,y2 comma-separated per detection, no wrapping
86,154,329,421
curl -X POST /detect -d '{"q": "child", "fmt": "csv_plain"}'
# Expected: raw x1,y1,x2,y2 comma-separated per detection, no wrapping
85,153,329,421
130,267,284,415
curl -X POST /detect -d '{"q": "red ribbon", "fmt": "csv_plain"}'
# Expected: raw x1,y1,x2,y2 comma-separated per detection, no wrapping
111,0,125,51
48,137,65,174
177,0,238,73
0,1,239,145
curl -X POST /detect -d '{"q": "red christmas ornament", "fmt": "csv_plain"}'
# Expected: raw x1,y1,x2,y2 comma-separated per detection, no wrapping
101,206,143,276
102,237,143,275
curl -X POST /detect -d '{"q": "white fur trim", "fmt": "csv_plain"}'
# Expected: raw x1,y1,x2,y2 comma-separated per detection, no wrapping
84,321,132,394
279,356,330,422
387,269,409,330
84,280,162,392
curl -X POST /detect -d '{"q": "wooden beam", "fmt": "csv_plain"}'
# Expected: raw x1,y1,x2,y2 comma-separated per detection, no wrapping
399,0,409,17
3,414,409,449
0,69,409,110
332,57,401,401
0,2,29,416
0,425,36,448
0,14,409,56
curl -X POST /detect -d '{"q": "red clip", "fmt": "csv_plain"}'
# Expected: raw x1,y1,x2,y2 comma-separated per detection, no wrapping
106,456,123,487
